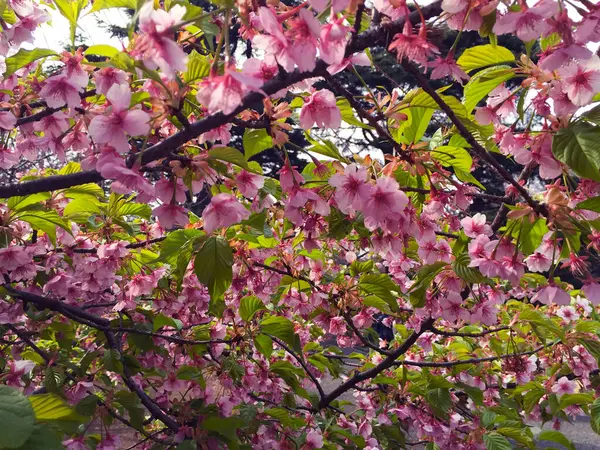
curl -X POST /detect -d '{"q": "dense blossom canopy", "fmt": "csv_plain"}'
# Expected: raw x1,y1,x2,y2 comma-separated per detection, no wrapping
1,0,600,449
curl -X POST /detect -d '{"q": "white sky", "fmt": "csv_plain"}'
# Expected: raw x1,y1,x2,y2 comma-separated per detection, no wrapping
30,7,129,52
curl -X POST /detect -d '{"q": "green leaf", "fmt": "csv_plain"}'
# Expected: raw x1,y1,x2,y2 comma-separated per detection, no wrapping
463,66,514,113
17,210,71,246
327,207,353,239
457,45,515,72
194,236,233,301
520,309,564,340
239,296,266,321
483,432,512,450
4,48,57,77
559,393,594,408
208,147,248,169
362,296,393,314
540,33,561,52
200,416,245,440
158,228,204,266
0,386,35,448
453,253,487,283
88,0,136,13
337,98,371,129
581,104,600,126
84,44,119,58
117,202,152,219
243,129,273,160
153,314,183,332
254,333,273,357
401,107,434,144
576,196,600,212
409,262,448,308
184,50,210,83
7,193,51,212
103,349,123,373
305,134,346,161
591,397,600,435
359,273,400,312
260,315,295,347
63,197,103,221
29,394,77,421
431,146,473,172
537,430,576,450
11,423,63,450
552,122,600,182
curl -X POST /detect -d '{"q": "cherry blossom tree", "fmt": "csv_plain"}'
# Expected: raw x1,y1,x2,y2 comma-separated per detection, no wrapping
0,0,600,449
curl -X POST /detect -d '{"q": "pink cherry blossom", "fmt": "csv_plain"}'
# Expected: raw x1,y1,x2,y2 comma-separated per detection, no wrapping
329,163,372,214
93,67,128,95
202,193,250,234
388,20,439,67
305,429,324,449
557,306,579,323
362,176,408,224
300,89,342,130
287,9,321,72
236,170,264,198
319,16,351,66
557,58,600,107
153,203,189,229
531,285,571,305
155,178,187,203
373,0,410,20
252,7,296,72
196,66,262,115
430,55,469,84
551,376,577,395
493,1,556,41
135,3,188,79
278,164,305,193
461,213,492,238
440,292,470,324
39,74,82,109
0,111,16,130
89,84,151,153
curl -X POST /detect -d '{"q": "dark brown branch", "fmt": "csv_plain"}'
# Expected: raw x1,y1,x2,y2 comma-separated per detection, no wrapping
269,334,325,399
318,317,434,410
401,62,548,220
104,329,181,431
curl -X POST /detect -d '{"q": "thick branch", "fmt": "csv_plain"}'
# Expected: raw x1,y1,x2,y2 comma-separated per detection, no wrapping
317,317,434,410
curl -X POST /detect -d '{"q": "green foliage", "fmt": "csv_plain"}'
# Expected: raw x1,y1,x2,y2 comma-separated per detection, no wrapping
4,48,57,77
239,296,266,321
457,45,515,72
359,273,401,313
463,66,514,113
184,50,211,83
194,236,234,301
552,122,600,182
243,129,273,160
482,432,512,450
0,386,36,448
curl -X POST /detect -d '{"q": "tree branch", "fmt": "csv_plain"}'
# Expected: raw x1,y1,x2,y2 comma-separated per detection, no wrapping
317,317,434,410
400,62,549,220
